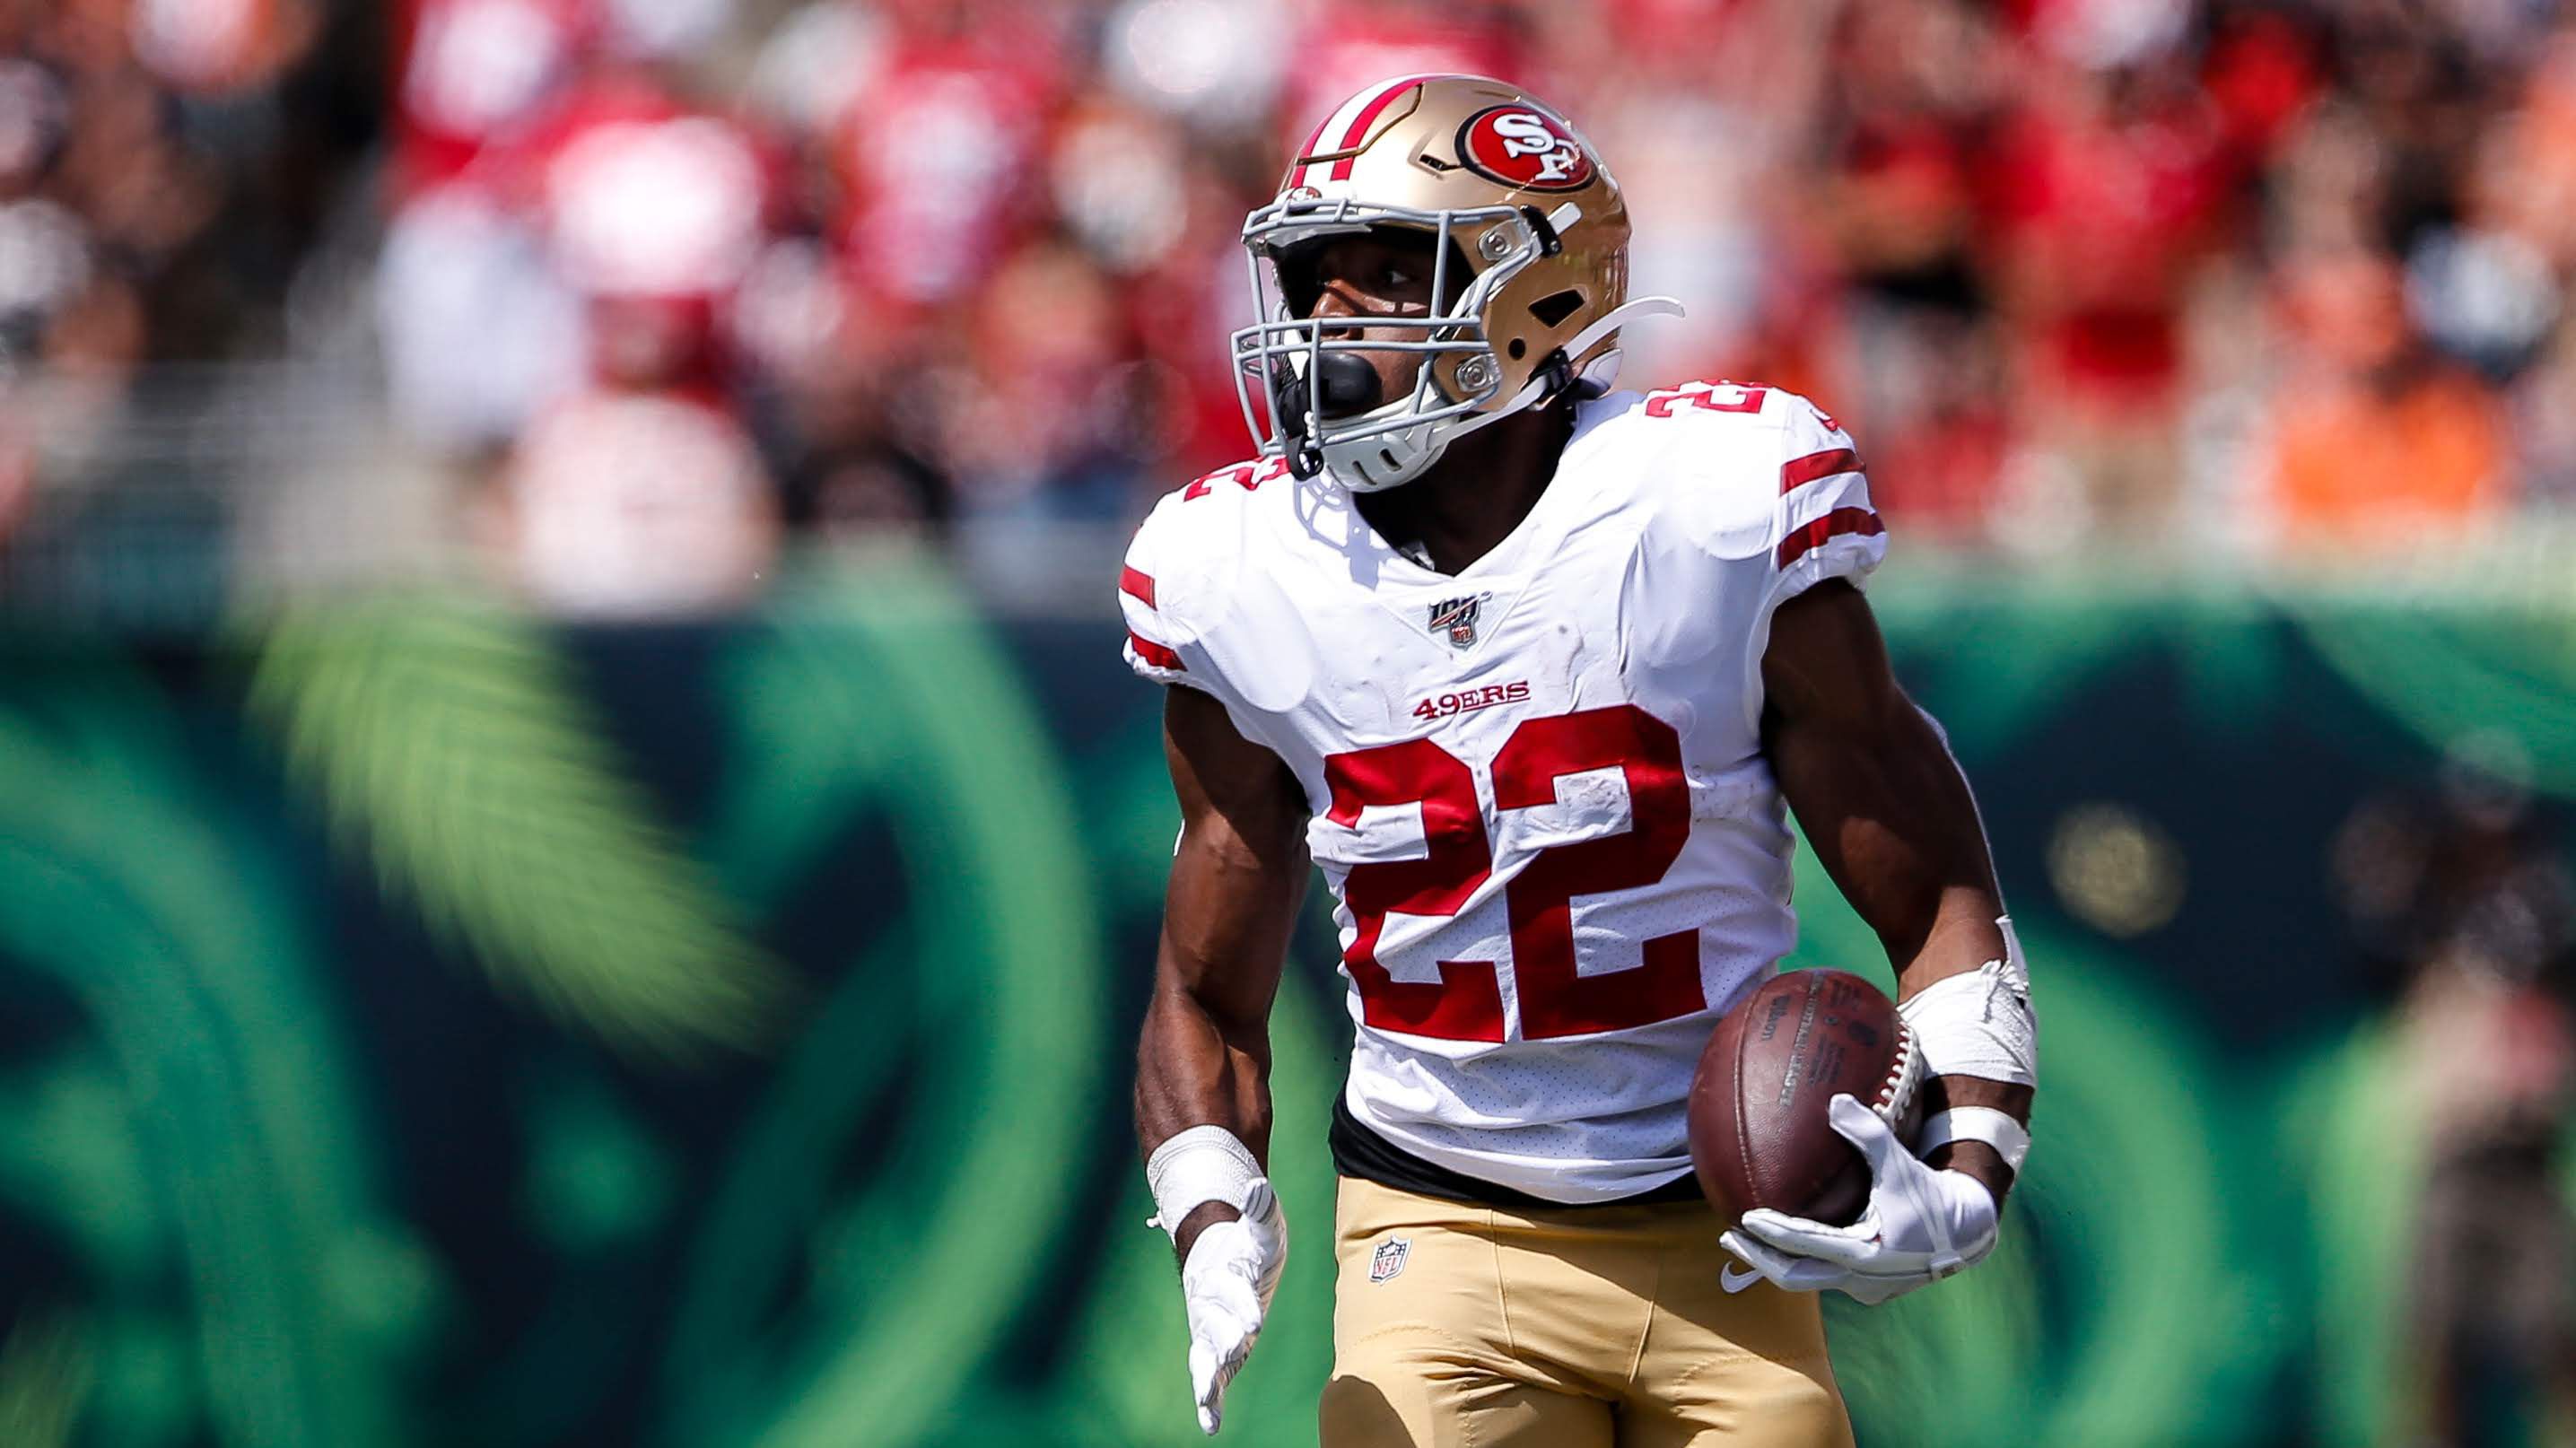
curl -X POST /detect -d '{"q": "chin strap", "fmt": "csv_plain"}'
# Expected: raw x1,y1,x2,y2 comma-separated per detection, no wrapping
1559,295,1686,373
1325,295,1692,490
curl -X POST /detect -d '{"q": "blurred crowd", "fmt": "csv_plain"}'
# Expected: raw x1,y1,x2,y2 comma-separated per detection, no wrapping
0,0,366,555
13,0,2576,609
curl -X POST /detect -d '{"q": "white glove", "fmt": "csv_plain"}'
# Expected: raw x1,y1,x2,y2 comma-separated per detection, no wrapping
1177,1179,1287,1435
1719,1094,1998,1305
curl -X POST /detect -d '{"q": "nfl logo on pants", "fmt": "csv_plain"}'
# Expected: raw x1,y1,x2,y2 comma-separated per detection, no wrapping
1369,1236,1410,1284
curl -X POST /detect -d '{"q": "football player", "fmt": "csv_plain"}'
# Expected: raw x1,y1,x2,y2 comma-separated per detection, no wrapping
1124,74,2038,1446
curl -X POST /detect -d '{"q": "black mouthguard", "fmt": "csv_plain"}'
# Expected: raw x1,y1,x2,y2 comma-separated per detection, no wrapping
1273,351,1386,478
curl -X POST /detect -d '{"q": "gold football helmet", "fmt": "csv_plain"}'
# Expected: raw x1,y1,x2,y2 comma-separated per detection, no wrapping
1233,74,1681,491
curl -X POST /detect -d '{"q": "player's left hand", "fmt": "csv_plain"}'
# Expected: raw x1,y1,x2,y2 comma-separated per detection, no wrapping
1719,1093,1996,1305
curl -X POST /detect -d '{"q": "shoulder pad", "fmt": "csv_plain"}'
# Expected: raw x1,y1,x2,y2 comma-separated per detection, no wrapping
1117,457,1290,682
1582,380,1875,564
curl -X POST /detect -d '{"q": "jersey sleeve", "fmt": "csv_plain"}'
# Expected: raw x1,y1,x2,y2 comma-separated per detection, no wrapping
1116,473,1264,700
1117,493,1204,690
1636,385,1889,731
1762,397,1885,606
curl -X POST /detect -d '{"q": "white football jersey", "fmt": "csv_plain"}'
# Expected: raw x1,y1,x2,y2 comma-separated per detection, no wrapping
1120,382,1887,1203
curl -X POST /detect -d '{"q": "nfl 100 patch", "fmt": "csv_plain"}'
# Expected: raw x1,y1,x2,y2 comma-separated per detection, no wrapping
1427,596,1483,649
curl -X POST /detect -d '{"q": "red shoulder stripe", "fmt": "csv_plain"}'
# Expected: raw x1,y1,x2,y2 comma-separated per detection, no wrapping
1777,508,1883,568
1778,448,1861,495
1119,566,1157,608
1128,631,1184,671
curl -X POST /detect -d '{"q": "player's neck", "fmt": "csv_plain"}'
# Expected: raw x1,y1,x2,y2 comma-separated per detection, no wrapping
1354,403,1573,576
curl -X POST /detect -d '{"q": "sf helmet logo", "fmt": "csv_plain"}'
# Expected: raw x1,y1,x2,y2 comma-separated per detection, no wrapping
1456,106,1594,192
1494,114,1571,169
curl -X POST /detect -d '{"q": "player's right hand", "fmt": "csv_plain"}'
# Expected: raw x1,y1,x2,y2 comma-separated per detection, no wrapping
1178,1179,1287,1435
1719,1094,1999,1305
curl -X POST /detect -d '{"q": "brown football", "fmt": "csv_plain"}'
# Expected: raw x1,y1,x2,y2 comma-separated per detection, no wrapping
1688,969,1923,1227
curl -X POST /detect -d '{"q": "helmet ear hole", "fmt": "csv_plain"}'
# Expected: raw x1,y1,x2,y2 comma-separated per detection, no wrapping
1529,289,1585,328
1507,338,1527,360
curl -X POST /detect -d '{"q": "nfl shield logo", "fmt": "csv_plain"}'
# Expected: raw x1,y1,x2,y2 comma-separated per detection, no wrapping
1369,1236,1410,1284
1427,596,1482,650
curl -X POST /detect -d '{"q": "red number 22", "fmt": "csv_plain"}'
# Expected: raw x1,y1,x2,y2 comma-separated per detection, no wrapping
1322,704,1705,1042
1644,380,1768,420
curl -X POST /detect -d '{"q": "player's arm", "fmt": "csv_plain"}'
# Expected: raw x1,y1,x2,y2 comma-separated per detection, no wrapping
1760,579,2030,1204
1725,577,2038,1304
1135,684,1309,1434
1137,683,1309,1250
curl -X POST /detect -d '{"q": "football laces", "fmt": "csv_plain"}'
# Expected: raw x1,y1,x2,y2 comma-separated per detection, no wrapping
1873,1020,1922,1125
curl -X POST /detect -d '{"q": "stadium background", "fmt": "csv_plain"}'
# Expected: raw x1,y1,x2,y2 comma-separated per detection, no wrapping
3,0,2573,1444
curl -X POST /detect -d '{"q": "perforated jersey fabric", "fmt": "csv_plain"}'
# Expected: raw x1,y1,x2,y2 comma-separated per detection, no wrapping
1120,382,1886,1203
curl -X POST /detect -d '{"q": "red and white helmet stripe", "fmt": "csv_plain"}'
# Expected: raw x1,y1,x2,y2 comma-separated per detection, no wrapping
1288,73,1454,189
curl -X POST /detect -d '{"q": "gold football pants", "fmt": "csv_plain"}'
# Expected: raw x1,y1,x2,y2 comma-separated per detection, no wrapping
1322,1176,1854,1448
